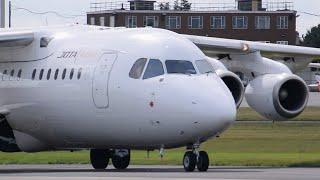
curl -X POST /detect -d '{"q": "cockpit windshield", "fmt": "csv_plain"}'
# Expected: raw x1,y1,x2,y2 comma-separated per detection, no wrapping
165,60,197,75
195,60,215,74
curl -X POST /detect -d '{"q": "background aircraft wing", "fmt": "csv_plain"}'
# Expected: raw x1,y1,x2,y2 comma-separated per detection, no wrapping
184,35,320,59
0,31,34,47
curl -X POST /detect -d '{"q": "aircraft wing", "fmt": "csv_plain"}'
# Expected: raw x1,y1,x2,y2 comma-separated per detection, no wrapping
184,35,320,59
0,31,34,47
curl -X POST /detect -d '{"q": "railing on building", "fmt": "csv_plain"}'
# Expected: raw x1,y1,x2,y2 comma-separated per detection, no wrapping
89,0,294,12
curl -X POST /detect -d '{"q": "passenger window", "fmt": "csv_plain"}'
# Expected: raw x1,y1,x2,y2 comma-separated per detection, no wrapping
143,59,164,79
54,69,59,80
32,69,37,80
10,70,14,77
39,69,44,80
2,70,7,81
70,68,74,80
17,69,22,80
129,58,147,79
47,69,52,80
165,60,197,75
196,60,215,74
10,70,14,81
62,69,67,80
77,68,82,80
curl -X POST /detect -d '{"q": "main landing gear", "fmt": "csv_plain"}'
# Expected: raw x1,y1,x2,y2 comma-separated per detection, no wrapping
183,146,209,172
90,149,131,170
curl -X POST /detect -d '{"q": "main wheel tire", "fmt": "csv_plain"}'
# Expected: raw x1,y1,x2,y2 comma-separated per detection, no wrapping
112,150,131,170
197,151,209,172
183,151,197,172
90,149,110,170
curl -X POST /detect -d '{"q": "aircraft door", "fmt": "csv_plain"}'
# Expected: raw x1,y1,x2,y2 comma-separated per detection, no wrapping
92,53,117,108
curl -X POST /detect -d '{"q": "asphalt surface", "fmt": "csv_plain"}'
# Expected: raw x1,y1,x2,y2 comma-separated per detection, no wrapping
0,165,319,180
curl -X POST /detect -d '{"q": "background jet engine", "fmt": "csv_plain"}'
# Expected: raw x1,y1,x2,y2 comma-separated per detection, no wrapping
207,57,245,108
245,74,309,121
216,70,245,108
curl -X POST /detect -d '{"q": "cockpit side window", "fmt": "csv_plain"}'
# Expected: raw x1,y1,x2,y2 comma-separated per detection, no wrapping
129,58,147,79
196,60,215,74
143,59,164,79
165,60,197,75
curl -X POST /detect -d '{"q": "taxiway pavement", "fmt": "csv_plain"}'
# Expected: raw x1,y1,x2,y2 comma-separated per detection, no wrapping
0,165,319,180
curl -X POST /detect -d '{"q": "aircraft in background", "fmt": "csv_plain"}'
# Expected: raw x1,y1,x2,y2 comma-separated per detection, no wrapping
307,63,320,92
0,25,319,172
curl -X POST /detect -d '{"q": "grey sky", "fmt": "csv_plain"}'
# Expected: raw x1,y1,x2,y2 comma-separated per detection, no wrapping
7,0,320,36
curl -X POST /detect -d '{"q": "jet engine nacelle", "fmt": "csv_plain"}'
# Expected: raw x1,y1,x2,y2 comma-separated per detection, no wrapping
245,74,309,121
216,70,245,108
207,57,245,108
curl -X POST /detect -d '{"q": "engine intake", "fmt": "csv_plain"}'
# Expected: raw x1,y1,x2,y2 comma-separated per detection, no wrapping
216,70,245,108
245,74,309,120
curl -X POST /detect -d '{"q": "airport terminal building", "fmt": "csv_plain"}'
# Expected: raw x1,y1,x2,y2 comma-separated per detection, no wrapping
87,0,298,45
86,0,318,84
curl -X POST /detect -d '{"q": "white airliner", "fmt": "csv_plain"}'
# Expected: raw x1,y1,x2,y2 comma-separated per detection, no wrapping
308,63,320,92
0,25,319,172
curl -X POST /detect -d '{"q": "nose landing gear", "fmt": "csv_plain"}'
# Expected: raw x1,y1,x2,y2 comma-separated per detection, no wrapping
183,145,209,172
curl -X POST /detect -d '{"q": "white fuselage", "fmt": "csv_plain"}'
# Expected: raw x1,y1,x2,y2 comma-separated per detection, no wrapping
0,26,236,152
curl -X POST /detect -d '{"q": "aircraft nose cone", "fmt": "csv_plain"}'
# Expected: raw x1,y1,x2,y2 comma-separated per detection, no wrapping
194,75,237,138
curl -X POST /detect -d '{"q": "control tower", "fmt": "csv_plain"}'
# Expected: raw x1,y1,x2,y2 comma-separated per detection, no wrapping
237,0,264,11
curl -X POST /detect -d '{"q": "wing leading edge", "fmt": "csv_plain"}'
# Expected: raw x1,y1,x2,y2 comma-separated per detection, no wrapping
0,31,34,47
184,35,320,59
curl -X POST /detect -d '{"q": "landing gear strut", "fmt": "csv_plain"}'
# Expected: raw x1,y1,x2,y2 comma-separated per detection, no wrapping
183,145,209,172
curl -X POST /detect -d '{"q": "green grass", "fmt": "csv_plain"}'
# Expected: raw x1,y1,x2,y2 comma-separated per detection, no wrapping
0,121,320,167
237,107,320,121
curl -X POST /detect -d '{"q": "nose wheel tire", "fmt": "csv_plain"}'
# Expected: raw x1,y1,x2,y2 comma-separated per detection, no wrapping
112,149,131,170
197,151,209,172
183,151,197,172
90,149,110,170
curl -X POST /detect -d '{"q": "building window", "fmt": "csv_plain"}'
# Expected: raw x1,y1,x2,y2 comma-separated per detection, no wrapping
143,16,159,27
188,16,203,29
125,16,137,28
90,17,95,25
211,16,226,29
255,16,270,29
277,41,289,45
232,16,248,29
99,17,105,26
277,16,288,29
166,16,181,29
